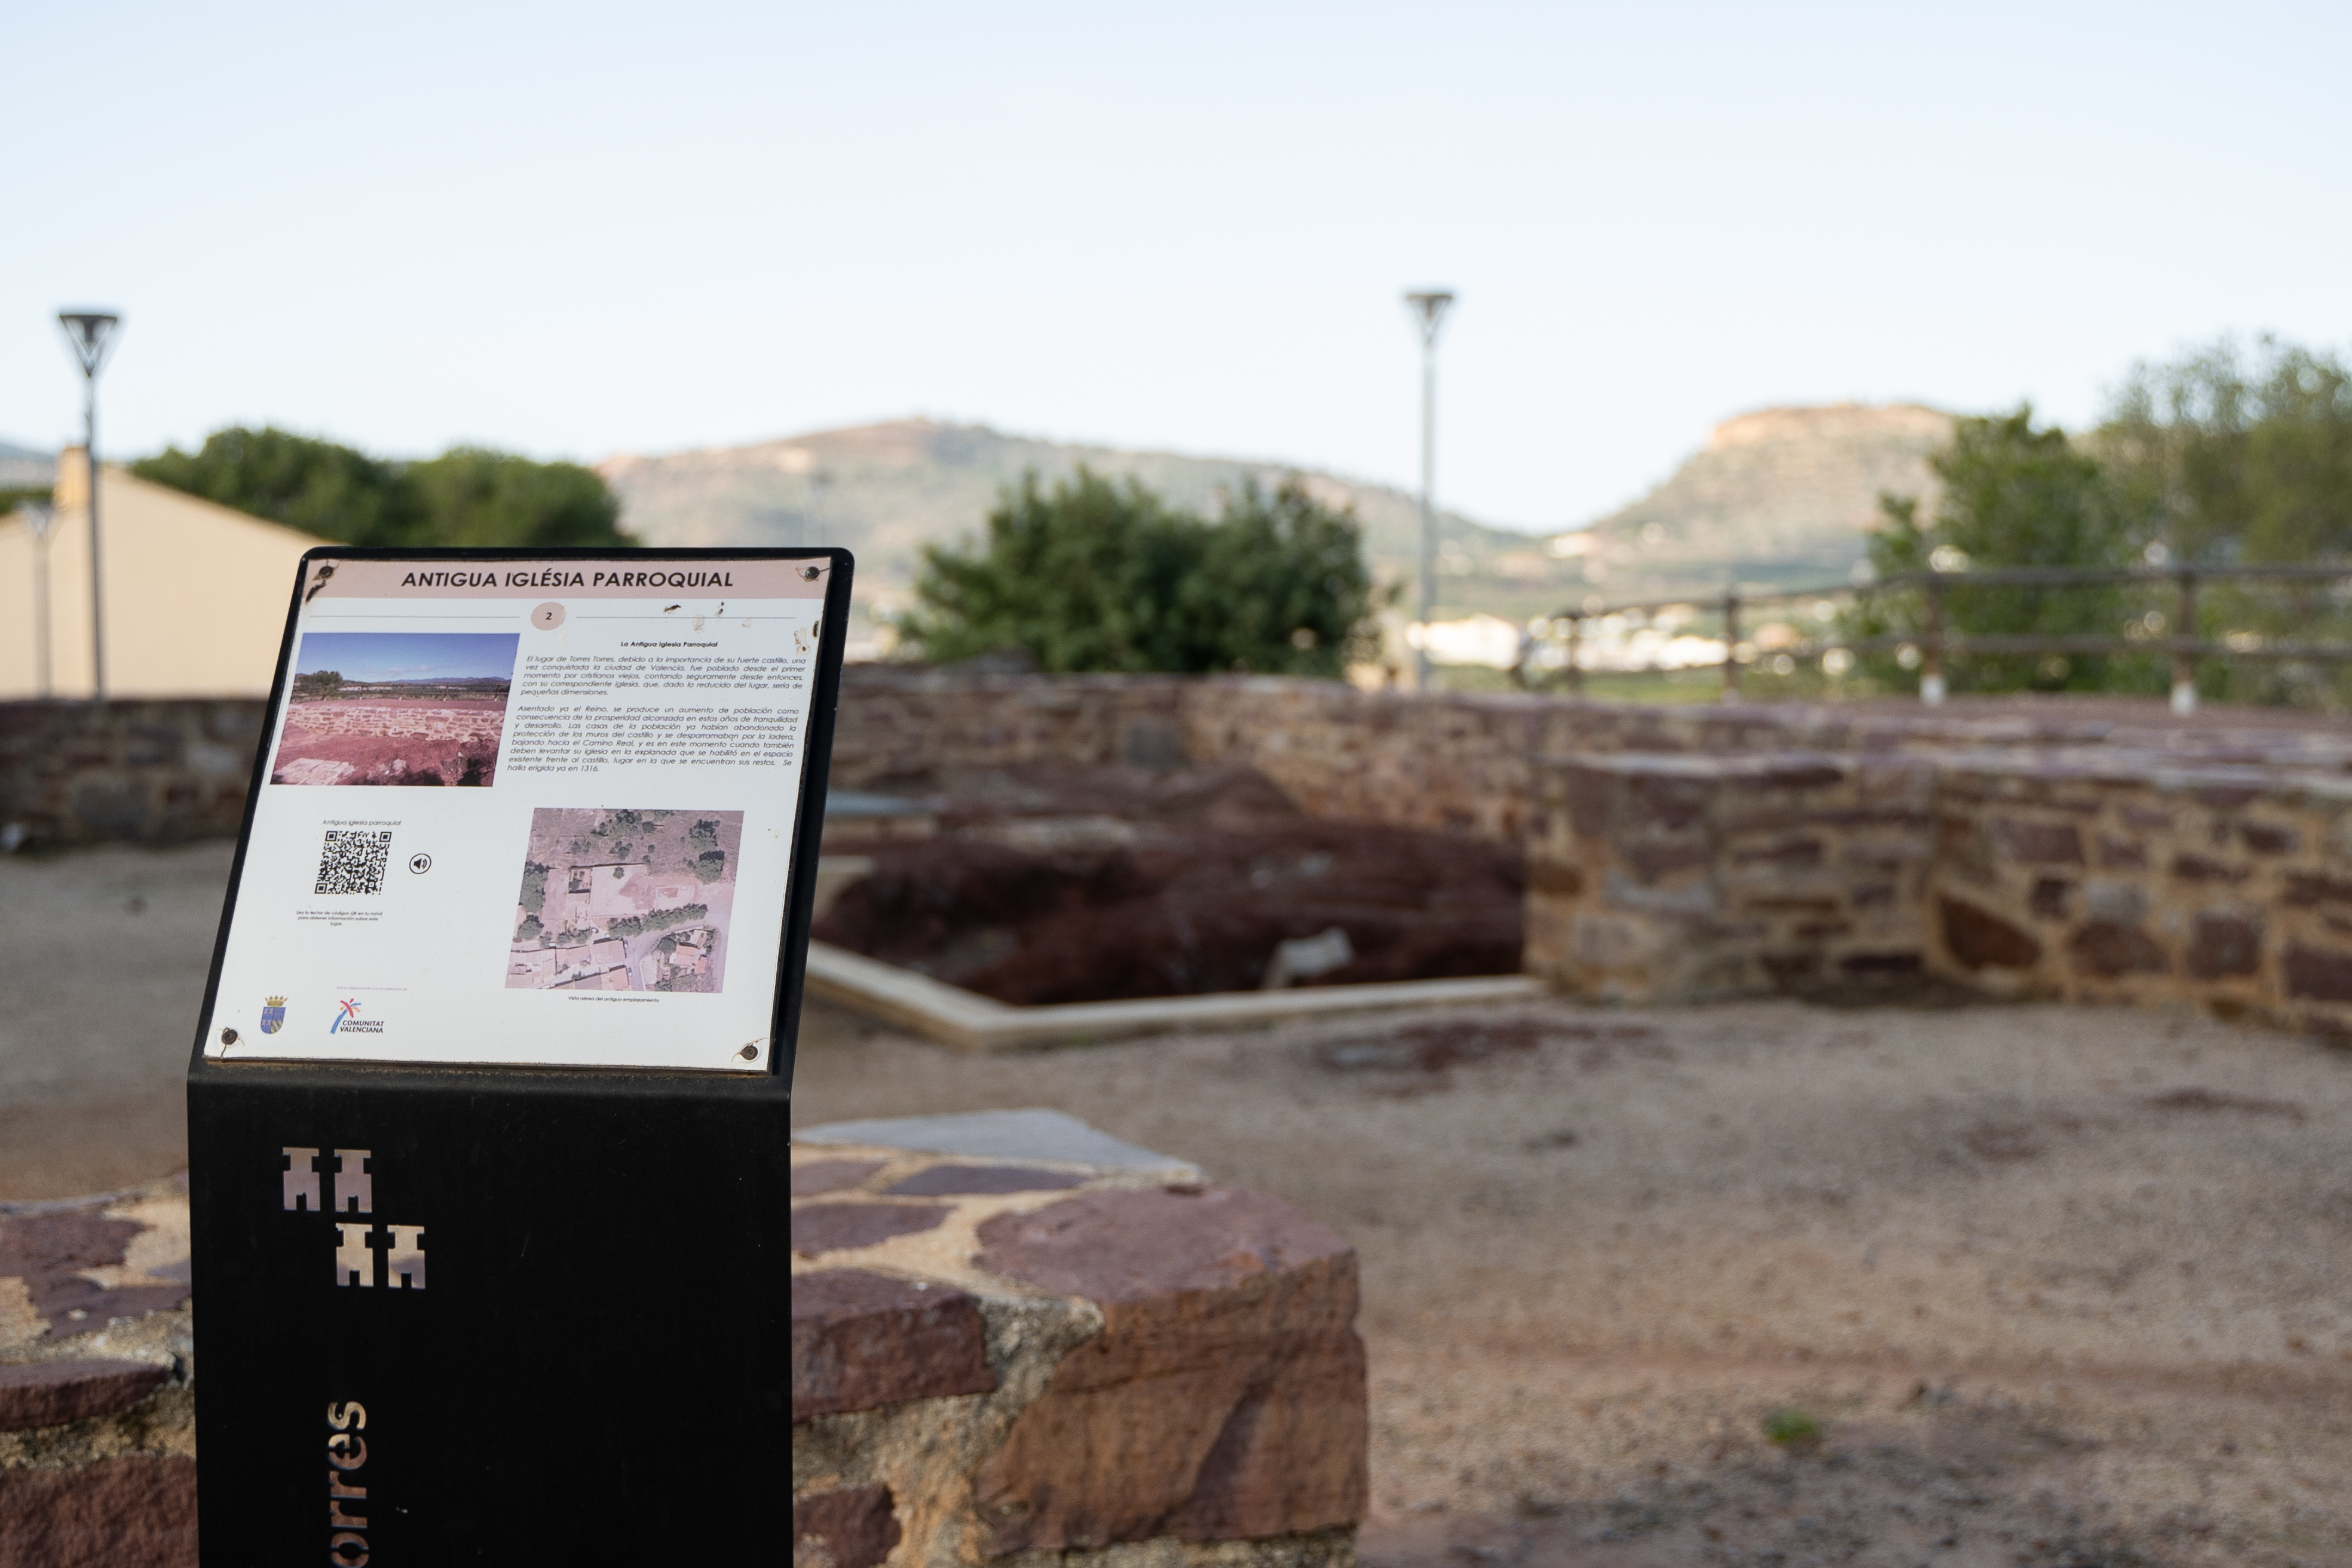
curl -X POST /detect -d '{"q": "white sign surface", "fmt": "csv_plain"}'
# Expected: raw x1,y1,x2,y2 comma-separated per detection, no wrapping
201,556,831,1073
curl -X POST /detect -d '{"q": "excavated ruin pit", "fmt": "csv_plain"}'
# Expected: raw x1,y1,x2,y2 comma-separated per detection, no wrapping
814,764,1525,1006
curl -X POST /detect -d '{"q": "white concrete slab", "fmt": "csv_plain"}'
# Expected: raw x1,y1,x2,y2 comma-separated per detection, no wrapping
802,940,1546,1054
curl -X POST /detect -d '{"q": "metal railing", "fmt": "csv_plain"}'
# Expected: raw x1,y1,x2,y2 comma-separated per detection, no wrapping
1512,564,2352,714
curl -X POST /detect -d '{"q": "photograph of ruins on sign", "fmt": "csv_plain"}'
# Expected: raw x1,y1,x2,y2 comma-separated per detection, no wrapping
270,631,519,786
506,808,743,993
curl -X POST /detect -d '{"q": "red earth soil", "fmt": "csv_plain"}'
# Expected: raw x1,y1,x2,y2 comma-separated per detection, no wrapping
817,765,1524,1004
270,697,506,787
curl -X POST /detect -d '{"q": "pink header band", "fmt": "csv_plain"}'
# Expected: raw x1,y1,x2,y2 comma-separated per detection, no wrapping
305,557,832,601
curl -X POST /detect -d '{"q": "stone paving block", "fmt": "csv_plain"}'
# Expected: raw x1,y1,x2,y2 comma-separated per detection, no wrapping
792,1269,995,1420
0,1360,167,1432
791,1118,1365,1568
0,1180,195,1564
0,1454,197,1568
798,1107,1199,1179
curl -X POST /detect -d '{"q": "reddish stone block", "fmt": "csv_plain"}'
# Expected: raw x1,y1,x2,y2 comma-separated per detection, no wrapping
0,1454,197,1568
2186,914,2264,980
0,1212,189,1337
2283,874,2352,908
1938,897,2042,971
1624,777,1711,832
972,1186,1367,1550
2029,877,2074,920
791,1270,994,1422
1529,862,1584,897
794,1485,901,1568
1990,819,2084,865
790,1203,947,1256
2238,822,2300,855
1627,841,1710,881
2067,921,2170,979
0,1359,168,1432
791,1160,886,1198
1839,952,1924,978
2284,944,2352,1003
1751,762,1843,791
1740,897,1840,914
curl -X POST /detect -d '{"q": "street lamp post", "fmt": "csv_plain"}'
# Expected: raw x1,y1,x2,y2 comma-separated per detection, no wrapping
57,311,121,700
1404,290,1454,688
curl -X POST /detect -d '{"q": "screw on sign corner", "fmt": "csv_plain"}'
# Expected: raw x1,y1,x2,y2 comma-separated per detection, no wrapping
220,1028,240,1046
800,565,820,580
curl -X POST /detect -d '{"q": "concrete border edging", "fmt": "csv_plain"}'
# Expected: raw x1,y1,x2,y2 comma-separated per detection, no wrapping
803,942,1544,1052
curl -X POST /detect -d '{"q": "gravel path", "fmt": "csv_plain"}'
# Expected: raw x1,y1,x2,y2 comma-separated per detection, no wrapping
793,994,2352,1567
0,843,231,1196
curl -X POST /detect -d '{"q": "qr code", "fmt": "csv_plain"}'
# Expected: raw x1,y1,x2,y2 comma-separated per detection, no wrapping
315,830,393,896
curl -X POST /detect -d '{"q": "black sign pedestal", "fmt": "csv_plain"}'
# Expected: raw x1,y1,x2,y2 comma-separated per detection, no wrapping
186,1064,785,1560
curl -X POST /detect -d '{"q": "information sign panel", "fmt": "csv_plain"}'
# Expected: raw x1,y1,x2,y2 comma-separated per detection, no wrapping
200,552,835,1073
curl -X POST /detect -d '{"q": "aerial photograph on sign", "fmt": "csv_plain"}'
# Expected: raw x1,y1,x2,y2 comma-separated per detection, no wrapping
506,808,743,993
270,631,520,787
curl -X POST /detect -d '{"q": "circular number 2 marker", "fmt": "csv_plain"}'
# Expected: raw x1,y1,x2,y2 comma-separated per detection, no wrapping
532,602,566,629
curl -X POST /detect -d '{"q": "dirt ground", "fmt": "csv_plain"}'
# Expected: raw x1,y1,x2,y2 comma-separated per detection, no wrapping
792,994,2352,1567
11,842,2352,1561
0,842,229,1196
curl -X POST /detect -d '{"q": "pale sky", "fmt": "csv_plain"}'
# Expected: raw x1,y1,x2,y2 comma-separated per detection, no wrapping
3,2,2345,533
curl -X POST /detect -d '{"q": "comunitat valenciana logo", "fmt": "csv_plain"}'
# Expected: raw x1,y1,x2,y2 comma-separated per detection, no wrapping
329,999,384,1036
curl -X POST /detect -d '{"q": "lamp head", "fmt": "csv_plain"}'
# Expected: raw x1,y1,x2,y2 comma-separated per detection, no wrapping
1404,290,1455,345
57,311,121,378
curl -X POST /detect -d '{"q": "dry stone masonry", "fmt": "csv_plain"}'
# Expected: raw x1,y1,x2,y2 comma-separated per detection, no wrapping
792,1110,1365,1568
0,1178,197,1567
16,676,2352,1030
828,669,2352,1033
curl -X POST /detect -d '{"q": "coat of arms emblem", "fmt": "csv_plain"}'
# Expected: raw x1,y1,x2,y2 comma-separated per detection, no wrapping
259,997,287,1035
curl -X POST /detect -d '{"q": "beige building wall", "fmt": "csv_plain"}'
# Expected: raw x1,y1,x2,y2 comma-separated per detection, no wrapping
0,452,323,699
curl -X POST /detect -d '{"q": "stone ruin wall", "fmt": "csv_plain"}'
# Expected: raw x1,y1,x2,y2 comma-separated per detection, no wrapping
1924,757,2352,1034
834,669,2352,1033
281,701,504,743
0,700,267,849
12,676,2352,1031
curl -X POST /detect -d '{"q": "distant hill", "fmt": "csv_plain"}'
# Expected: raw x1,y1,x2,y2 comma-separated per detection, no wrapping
595,405,1958,630
1560,404,1953,604
596,419,1567,622
0,440,52,490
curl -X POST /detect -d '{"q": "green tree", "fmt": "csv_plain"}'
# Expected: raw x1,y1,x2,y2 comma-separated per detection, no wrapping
1844,408,2151,694
134,428,418,542
2099,337,2352,706
405,448,627,548
900,467,1374,676
2103,336,2352,565
133,426,632,548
